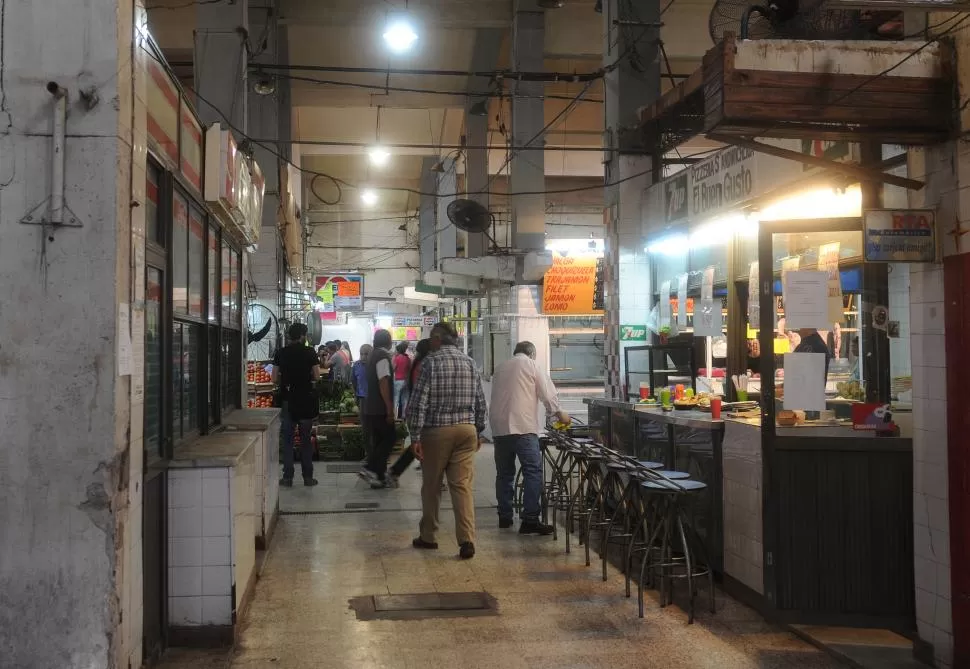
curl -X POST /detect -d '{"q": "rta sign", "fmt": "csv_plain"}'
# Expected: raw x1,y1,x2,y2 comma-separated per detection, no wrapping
891,212,932,230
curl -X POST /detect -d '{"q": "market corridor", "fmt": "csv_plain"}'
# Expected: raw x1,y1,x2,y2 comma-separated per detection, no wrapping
165,446,844,669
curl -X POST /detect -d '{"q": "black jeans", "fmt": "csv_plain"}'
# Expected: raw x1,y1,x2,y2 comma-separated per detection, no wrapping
365,417,397,481
390,445,417,477
282,403,314,481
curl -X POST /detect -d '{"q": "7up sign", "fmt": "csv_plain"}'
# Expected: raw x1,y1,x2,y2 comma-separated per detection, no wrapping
620,325,647,341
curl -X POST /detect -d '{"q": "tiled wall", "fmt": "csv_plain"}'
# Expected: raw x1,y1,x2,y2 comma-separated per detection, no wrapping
721,422,764,595
888,264,912,388
908,145,955,668
232,448,257,611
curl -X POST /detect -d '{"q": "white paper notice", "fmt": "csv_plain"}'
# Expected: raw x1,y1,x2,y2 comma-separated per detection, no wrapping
659,280,671,329
694,300,723,337
747,262,760,329
118,303,133,377
817,242,843,325
783,352,827,411
131,311,145,403
783,270,829,330
677,274,688,327
702,266,714,302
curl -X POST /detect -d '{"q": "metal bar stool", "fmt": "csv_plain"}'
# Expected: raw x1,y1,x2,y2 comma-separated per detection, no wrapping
563,439,609,558
635,476,716,624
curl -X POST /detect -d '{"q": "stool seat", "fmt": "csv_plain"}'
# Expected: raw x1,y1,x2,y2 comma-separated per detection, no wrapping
572,437,595,443
638,460,664,470
651,470,690,480
642,478,707,492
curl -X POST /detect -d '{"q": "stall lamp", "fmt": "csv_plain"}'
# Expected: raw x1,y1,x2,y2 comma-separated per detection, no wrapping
361,189,379,206
368,147,390,166
383,21,418,53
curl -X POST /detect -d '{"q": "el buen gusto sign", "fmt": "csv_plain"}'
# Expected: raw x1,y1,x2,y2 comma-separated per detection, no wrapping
666,147,756,223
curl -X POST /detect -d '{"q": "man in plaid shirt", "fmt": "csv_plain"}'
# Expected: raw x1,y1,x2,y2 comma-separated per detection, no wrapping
407,321,487,560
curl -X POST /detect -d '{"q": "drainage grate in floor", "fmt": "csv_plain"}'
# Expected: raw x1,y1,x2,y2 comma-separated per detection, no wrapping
326,464,362,474
349,592,498,621
344,502,380,510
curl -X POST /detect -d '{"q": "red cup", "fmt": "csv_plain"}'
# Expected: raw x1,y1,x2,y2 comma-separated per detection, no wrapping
639,383,650,400
675,384,685,400
710,398,722,419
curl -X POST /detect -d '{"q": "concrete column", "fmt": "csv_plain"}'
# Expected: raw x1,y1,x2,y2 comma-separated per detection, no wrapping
602,0,662,398
419,158,437,274
510,0,545,252
436,157,458,264
0,0,139,666
465,28,503,258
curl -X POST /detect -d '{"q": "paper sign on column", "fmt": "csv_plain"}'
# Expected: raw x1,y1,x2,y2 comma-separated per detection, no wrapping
659,280,671,328
747,262,760,329
118,303,133,377
817,242,843,324
783,352,827,411
783,270,829,330
694,300,723,337
702,266,714,302
677,273,688,326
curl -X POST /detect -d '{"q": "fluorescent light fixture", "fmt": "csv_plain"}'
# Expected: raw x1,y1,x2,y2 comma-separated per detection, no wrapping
360,189,379,206
383,21,418,53
646,234,689,256
368,146,390,166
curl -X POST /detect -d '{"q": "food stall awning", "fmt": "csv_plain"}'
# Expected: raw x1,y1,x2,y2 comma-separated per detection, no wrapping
640,34,954,155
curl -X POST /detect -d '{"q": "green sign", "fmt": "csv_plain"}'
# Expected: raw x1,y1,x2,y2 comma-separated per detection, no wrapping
620,325,647,341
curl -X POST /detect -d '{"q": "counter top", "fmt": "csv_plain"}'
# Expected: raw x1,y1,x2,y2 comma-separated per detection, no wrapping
583,398,640,410
222,408,281,430
634,406,725,430
170,430,259,468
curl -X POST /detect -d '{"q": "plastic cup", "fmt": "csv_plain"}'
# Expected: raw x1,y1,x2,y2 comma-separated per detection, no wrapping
736,390,749,402
639,383,650,400
660,388,672,406
711,398,722,419
675,384,685,400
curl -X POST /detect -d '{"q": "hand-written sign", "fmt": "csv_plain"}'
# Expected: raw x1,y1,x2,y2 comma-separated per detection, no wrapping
542,255,604,315
864,209,937,262
690,146,756,220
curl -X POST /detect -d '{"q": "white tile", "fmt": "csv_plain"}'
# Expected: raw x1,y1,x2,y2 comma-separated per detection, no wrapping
201,596,232,625
927,495,950,532
202,478,230,508
202,506,231,537
170,538,203,567
170,474,203,509
939,562,952,600
170,508,202,538
914,555,937,594
935,595,953,632
202,537,231,566
924,335,948,368
934,627,954,663
916,461,949,501
168,596,202,626
202,565,232,596
916,587,936,627
169,566,202,597
203,468,229,479
933,527,951,566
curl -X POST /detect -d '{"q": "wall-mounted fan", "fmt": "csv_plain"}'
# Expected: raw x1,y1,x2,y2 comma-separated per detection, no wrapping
709,0,876,42
246,304,280,362
446,199,501,252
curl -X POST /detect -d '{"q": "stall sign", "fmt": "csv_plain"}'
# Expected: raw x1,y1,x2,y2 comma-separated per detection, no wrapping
314,275,364,312
851,403,898,433
620,325,647,341
689,146,756,221
389,327,421,341
541,255,604,315
665,172,688,223
204,124,264,248
179,102,203,193
146,57,179,165
863,209,937,262
392,316,435,327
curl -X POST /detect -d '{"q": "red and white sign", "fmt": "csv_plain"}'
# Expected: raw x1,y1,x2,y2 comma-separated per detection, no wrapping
204,123,265,249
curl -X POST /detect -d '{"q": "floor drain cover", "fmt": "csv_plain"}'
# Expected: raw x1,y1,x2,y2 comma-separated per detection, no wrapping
344,502,380,510
327,464,362,473
349,592,497,621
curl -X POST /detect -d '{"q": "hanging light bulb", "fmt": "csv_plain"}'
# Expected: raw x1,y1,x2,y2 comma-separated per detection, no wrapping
369,146,390,166
383,20,418,53
361,189,379,206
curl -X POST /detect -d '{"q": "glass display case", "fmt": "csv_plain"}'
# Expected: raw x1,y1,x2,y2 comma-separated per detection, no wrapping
624,343,697,400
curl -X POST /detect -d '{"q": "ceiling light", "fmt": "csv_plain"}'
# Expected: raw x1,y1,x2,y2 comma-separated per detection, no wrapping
361,189,379,206
383,21,418,53
468,99,489,117
368,146,390,166
253,76,276,96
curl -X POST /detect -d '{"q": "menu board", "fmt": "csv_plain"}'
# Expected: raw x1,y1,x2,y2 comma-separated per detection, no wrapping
541,255,604,315
314,275,365,312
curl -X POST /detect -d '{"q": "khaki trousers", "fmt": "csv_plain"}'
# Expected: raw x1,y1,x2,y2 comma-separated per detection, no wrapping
419,424,478,545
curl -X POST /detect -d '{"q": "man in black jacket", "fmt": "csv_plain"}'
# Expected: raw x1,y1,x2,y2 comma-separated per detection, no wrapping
358,329,396,489
273,323,322,487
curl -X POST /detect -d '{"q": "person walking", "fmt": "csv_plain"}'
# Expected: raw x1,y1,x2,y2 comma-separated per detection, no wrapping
352,344,372,411
272,323,322,487
358,329,396,489
392,341,412,418
407,322,487,560
386,338,431,487
490,341,571,535
325,340,352,386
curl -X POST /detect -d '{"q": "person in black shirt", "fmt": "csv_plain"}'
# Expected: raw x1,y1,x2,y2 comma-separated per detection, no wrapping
273,323,322,487
794,328,832,379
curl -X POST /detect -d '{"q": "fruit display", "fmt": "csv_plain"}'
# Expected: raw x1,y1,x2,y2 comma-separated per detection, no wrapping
673,392,714,410
248,391,273,409
836,381,865,401
247,361,272,385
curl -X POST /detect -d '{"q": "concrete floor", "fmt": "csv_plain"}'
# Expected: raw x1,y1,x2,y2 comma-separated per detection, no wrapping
159,444,847,669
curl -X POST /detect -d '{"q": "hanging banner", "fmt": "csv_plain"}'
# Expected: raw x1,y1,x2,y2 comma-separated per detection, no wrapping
392,316,436,327
863,209,938,262
696,266,720,336
747,262,760,330
677,273,689,327
541,255,604,315
314,275,364,312
702,266,715,302
817,242,844,324
659,280,672,330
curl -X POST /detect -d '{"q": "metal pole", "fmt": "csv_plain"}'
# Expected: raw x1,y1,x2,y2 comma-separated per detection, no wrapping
46,82,68,225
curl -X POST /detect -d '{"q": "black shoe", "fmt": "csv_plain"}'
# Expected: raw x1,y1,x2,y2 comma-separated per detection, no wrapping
303,477,318,487
519,520,555,536
280,478,293,488
459,542,476,560
412,537,438,550
499,517,513,529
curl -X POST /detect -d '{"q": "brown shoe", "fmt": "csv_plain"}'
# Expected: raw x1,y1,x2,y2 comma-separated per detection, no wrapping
412,537,438,550
459,542,475,560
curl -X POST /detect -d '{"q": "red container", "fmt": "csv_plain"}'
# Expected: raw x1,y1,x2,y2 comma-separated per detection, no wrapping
710,398,722,420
